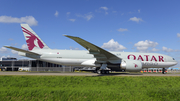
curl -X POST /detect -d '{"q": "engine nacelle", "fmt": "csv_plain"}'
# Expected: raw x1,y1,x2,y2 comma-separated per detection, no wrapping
120,59,142,72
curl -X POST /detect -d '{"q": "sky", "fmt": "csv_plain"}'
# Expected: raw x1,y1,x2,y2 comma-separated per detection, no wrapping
0,0,180,67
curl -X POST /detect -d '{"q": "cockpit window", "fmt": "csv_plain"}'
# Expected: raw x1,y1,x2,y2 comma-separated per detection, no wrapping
173,58,175,60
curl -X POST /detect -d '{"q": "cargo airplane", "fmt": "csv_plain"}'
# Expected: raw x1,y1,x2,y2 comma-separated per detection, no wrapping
4,24,177,74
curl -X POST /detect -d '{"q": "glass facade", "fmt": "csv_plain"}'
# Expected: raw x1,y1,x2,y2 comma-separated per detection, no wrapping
1,58,17,61
0,60,62,67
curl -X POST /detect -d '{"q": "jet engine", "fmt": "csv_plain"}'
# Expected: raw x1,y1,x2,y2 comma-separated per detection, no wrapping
120,59,142,72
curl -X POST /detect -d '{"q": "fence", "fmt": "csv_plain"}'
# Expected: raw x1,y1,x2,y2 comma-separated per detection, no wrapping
29,67,74,72
0,66,74,72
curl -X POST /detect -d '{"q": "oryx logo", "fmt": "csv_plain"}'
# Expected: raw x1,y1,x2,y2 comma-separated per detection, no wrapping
22,27,44,50
134,63,138,68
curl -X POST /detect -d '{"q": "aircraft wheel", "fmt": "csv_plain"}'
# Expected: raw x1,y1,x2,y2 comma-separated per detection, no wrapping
106,71,109,74
97,70,101,74
93,70,97,73
101,70,105,74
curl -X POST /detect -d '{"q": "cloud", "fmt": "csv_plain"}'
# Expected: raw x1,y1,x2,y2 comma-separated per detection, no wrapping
162,46,174,52
69,19,76,22
11,44,28,54
67,12,71,15
0,56,13,59
11,43,18,46
69,46,79,50
0,16,38,26
112,11,117,13
129,17,143,23
66,12,71,17
177,33,180,37
100,7,108,10
54,11,59,17
0,56,6,58
0,47,8,53
101,39,126,51
134,40,158,47
21,44,28,50
136,47,148,52
100,7,108,15
117,28,128,32
8,38,14,41
11,50,18,54
151,48,159,52
138,9,140,13
134,40,158,52
76,12,94,21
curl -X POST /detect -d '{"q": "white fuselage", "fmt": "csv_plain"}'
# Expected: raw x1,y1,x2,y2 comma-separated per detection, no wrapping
19,49,177,68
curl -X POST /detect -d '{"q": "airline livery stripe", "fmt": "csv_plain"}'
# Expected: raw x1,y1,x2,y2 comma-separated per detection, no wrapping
22,27,31,33
22,27,34,36
23,30,33,36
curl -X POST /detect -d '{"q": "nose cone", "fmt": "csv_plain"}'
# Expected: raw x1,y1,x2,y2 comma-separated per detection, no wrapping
174,60,178,65
169,56,178,66
171,59,178,66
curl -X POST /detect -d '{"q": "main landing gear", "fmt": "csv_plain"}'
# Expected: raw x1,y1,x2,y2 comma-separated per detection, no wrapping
97,70,110,74
97,64,111,74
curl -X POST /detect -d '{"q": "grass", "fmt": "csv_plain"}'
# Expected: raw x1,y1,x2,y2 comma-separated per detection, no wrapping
0,76,180,101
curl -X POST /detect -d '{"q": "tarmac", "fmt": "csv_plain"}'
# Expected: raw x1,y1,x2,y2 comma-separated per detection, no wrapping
0,72,180,76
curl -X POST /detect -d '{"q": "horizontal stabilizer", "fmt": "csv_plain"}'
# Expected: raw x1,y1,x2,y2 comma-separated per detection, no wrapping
4,46,40,56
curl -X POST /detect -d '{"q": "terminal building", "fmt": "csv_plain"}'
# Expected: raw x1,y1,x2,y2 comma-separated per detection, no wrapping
0,57,74,72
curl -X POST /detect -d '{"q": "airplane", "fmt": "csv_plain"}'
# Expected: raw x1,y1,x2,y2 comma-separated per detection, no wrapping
4,24,178,74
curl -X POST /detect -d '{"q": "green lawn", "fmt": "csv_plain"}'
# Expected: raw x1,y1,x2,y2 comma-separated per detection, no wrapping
0,76,180,101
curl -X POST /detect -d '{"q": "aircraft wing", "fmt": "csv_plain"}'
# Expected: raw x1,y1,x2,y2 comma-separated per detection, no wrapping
4,46,40,56
64,35,120,63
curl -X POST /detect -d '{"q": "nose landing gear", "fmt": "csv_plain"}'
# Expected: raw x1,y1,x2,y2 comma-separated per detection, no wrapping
162,68,167,74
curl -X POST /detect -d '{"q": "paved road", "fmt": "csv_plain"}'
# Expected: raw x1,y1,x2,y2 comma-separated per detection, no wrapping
0,72,180,76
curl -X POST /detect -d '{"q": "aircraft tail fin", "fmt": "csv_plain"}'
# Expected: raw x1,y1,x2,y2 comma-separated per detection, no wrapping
21,24,50,51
